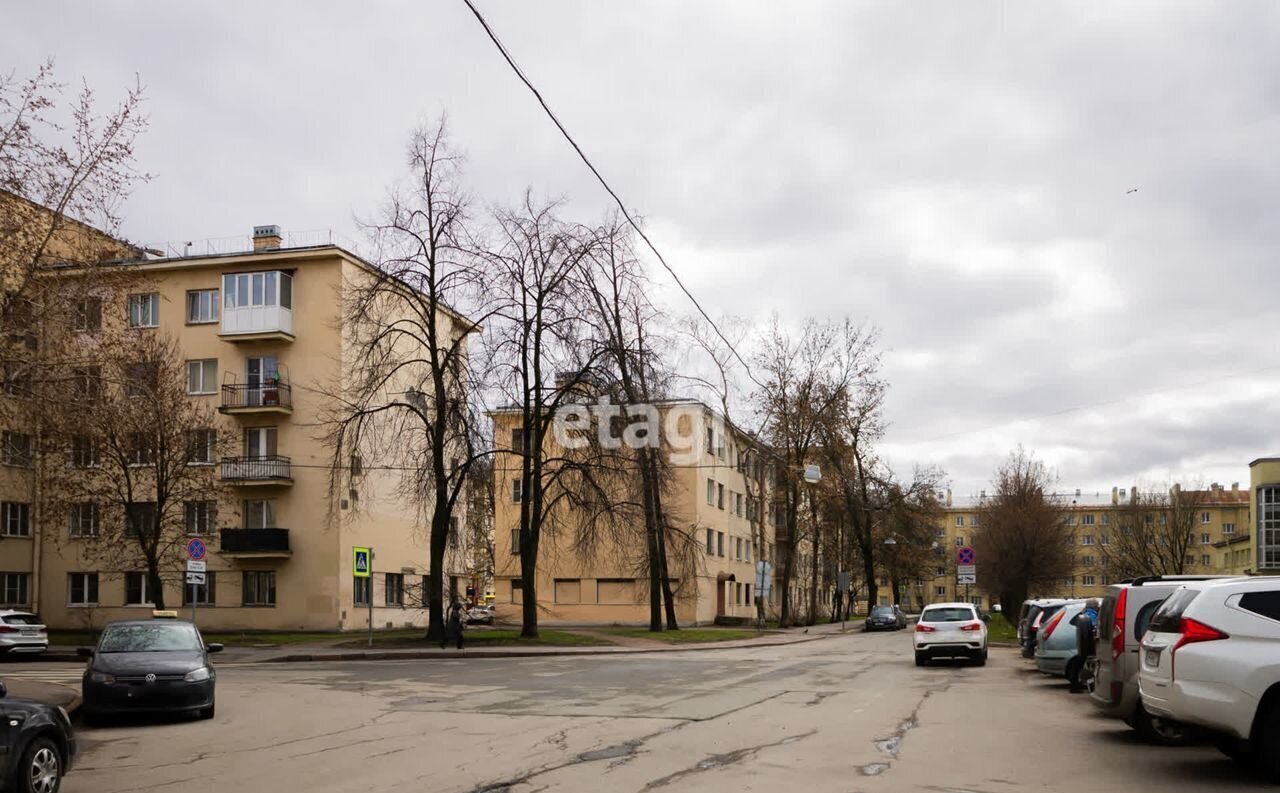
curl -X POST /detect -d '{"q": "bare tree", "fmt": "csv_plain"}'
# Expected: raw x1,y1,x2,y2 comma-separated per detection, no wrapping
1101,484,1208,579
973,448,1076,611
324,123,494,640
42,330,227,610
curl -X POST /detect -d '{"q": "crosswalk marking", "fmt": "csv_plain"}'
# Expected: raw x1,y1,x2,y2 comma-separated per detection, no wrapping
2,669,86,684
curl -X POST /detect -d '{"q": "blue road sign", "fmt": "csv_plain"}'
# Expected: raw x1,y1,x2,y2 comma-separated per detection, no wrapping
187,538,207,561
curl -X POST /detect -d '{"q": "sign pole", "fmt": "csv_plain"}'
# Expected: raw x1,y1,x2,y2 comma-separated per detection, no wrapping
186,538,208,626
368,549,374,649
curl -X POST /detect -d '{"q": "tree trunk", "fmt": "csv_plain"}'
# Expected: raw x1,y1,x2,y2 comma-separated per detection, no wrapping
778,483,799,627
148,563,165,611
807,495,821,625
424,503,449,641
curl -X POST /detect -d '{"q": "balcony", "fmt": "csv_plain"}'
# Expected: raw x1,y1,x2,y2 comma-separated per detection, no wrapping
218,271,295,342
220,382,293,415
220,455,293,486
220,528,291,558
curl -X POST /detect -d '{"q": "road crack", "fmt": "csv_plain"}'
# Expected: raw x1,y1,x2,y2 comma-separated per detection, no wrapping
640,730,818,791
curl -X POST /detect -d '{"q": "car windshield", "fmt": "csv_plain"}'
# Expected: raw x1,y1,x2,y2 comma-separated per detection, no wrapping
98,623,203,652
922,607,974,622
870,606,894,617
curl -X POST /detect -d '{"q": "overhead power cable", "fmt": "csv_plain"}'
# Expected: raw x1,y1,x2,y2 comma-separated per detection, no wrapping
460,0,766,391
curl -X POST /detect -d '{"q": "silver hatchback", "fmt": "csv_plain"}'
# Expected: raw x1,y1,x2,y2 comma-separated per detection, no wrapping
0,610,48,656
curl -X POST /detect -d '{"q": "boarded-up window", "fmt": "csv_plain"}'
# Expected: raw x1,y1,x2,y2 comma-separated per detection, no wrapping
554,579,581,604
510,579,523,604
597,579,636,605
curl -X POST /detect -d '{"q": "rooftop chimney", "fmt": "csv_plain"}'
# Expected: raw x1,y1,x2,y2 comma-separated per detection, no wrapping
1232,482,1240,492
253,224,282,251
1075,488,1081,497
1111,486,1119,505
946,488,952,507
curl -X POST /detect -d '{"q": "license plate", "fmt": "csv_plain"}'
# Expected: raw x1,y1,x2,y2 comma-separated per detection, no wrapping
1145,649,1160,667
20,629,36,637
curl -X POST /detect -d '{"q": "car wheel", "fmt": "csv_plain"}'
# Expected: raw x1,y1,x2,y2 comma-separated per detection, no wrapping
1256,703,1280,780
16,736,61,793
79,710,101,729
914,651,928,667
974,648,988,667
200,702,215,720
1216,737,1255,765
1134,705,1188,746
1066,658,1082,687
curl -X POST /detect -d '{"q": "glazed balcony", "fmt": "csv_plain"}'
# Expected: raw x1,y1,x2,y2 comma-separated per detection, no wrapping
220,528,291,558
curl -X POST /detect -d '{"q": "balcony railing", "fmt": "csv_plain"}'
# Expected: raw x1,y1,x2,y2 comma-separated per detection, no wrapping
220,382,292,412
220,528,291,555
220,455,292,483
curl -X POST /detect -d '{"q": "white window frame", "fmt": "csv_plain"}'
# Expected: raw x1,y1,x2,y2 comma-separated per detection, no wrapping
1,501,30,537
1082,535,1094,546
124,572,154,606
185,500,217,534
1201,511,1212,524
1082,514,1095,526
1082,575,1096,586
186,289,220,324
186,359,218,395
1223,523,1235,535
0,572,28,606
511,479,522,503
128,293,160,328
954,516,964,527
70,503,99,538
68,572,99,606
187,428,216,465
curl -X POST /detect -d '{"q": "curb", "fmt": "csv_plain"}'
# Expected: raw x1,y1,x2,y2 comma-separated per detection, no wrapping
261,631,838,663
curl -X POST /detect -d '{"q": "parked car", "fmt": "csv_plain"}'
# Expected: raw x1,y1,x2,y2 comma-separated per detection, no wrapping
1034,600,1087,685
1091,575,1236,743
1021,599,1070,658
1139,577,1280,777
864,604,906,631
79,613,222,724
914,603,988,666
0,680,76,793
0,611,48,657
466,605,495,625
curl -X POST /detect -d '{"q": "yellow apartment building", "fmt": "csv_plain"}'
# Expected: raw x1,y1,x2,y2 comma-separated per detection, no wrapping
490,399,786,625
922,482,1253,611
2,209,475,632
1250,457,1280,575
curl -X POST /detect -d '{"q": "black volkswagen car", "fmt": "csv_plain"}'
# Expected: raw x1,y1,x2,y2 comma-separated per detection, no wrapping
0,681,76,793
863,604,907,631
79,615,222,724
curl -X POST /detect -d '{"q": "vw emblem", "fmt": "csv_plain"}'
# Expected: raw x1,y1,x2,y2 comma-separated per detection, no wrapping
145,673,157,684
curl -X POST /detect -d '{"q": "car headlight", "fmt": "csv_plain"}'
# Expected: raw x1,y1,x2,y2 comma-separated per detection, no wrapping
88,671,115,684
184,667,211,683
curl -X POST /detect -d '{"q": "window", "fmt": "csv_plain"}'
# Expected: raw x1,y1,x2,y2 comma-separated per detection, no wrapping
511,428,525,453
1082,514,1095,526
736,493,744,516
186,359,218,394
706,528,714,554
125,502,157,539
0,573,28,605
124,572,153,605
1262,486,1280,570
1200,554,1212,567
935,566,945,577
244,498,275,528
510,579,523,604
128,293,159,328
1101,514,1110,526
554,579,581,604
70,435,99,467
128,432,154,466
1065,576,1076,586
125,361,159,397
955,536,964,547
243,571,276,606
186,429,216,464
385,573,404,607
71,297,102,332
1239,591,1280,622
746,540,752,562
1200,533,1211,545
736,537,743,560
706,479,715,505
70,503,99,538
510,528,521,555
1,362,31,398
71,366,102,403
1184,554,1195,566
955,516,964,527
68,573,99,606
186,289,220,323
597,579,636,605
185,501,216,534
1067,516,1077,526
353,576,371,606
705,426,714,456
1201,511,1212,524
1223,522,1236,535
1,502,30,537
184,575,215,606
512,479,522,503
1100,534,1110,546
935,586,946,596
1,432,32,467
717,532,725,557
1081,555,1095,567
223,271,291,309
1082,535,1094,546
717,483,725,510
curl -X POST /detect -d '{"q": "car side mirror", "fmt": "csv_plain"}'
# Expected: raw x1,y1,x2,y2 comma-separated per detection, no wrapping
982,614,991,623
206,643,224,654
76,647,94,658
0,681,7,698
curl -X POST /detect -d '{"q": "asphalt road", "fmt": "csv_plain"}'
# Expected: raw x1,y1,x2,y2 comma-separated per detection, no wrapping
9,630,1273,792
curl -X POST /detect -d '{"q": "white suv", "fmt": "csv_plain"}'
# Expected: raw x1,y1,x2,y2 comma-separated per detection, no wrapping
914,602,988,666
1138,577,1280,777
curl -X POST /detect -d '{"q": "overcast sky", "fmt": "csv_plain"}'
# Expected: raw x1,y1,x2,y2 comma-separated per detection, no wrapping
8,2,1280,495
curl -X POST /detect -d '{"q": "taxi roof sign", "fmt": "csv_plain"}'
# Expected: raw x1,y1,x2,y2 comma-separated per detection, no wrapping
152,610,179,619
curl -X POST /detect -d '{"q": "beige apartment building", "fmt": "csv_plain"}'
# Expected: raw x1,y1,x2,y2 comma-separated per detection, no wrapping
490,399,784,625
918,483,1253,612
2,206,474,631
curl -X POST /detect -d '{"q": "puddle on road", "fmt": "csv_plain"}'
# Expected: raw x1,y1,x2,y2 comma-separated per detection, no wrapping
861,763,890,776
875,736,901,756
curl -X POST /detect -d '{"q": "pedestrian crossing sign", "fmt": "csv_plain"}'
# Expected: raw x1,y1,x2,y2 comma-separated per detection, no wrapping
353,547,371,578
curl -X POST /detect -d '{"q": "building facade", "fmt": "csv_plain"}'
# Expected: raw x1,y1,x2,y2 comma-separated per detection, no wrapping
490,400,784,626
2,212,474,631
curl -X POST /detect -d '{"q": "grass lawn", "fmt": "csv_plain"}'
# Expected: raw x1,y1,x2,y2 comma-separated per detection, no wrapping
986,615,1019,644
595,627,765,643
338,628,614,649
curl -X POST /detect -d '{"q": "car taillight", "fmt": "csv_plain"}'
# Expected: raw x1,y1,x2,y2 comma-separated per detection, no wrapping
1171,617,1228,681
915,624,936,633
1041,610,1066,640
0,625,15,634
1112,589,1128,661
960,622,983,632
